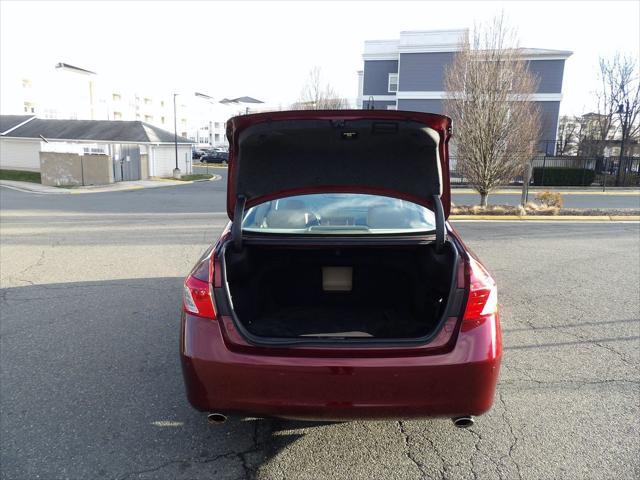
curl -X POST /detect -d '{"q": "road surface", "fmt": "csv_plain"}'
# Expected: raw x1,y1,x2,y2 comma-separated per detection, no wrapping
1,181,639,480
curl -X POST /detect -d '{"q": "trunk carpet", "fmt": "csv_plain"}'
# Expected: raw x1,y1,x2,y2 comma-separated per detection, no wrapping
246,305,428,338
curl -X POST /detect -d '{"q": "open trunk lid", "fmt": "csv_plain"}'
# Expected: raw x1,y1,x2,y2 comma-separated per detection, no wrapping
225,110,452,221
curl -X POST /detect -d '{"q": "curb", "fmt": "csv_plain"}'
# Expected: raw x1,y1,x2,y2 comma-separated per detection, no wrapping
450,215,640,221
0,183,68,195
192,165,228,170
162,174,222,184
0,175,221,195
68,185,146,194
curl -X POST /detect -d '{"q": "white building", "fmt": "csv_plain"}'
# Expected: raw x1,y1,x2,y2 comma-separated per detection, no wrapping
0,63,270,150
0,115,193,179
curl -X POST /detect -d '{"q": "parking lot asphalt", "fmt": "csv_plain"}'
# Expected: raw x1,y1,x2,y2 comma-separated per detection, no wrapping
1,181,639,480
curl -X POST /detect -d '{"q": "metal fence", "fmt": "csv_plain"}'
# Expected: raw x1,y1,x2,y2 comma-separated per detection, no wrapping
449,155,640,188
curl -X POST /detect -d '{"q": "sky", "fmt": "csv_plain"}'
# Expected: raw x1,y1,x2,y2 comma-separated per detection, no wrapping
1,0,639,115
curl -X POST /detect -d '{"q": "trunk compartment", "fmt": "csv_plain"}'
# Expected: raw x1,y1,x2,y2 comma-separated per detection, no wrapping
224,241,457,342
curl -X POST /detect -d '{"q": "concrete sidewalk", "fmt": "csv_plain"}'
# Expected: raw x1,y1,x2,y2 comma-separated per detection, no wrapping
0,176,220,194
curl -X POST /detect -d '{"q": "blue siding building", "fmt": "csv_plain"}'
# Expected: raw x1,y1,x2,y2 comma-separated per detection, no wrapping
358,30,572,153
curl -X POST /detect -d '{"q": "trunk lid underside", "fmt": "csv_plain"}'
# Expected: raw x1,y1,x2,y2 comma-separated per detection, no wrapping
225,110,452,220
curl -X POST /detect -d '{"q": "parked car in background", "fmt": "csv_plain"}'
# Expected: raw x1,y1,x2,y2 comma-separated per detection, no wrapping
192,149,206,160
180,110,502,427
201,150,229,163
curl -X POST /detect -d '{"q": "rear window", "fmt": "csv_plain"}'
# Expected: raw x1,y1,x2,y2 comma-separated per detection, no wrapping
242,193,435,234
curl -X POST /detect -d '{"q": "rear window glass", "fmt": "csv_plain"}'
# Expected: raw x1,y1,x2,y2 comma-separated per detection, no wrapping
242,193,435,234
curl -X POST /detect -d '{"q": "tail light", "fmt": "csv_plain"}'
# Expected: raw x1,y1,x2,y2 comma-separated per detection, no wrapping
462,256,498,323
183,250,219,320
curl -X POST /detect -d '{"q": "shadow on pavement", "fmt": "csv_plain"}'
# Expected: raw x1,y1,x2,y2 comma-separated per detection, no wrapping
0,277,334,480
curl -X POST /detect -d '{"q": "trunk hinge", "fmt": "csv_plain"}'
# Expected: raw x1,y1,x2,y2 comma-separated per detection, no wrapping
232,195,246,251
432,195,445,253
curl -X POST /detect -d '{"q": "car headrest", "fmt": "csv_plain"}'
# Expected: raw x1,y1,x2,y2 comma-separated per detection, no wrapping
265,210,310,229
280,199,306,210
367,205,410,229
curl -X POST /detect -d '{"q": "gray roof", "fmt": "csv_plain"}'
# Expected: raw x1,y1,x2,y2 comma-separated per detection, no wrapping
1,117,192,144
220,96,264,104
55,63,97,75
517,48,573,58
0,115,35,135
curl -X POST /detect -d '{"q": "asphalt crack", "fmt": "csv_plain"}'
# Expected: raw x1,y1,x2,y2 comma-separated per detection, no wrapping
4,248,46,286
119,420,266,480
117,452,238,480
500,378,639,388
562,300,638,368
498,392,523,480
233,418,271,480
396,420,431,479
468,427,502,480
423,434,446,480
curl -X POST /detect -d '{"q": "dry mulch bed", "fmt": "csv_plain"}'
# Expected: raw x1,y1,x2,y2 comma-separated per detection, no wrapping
451,204,640,216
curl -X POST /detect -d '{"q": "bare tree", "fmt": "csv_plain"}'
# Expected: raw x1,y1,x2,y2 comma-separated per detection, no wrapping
444,15,540,206
597,55,640,184
578,59,624,158
557,115,580,155
292,67,349,110
599,55,640,153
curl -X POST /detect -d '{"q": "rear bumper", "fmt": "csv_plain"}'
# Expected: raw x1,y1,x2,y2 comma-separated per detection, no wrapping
180,313,501,421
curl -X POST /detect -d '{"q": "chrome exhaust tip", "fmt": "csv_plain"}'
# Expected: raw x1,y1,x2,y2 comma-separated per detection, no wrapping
207,413,228,425
452,416,475,428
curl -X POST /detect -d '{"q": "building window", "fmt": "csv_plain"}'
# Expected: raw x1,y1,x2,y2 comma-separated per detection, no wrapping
160,100,165,107
112,93,121,101
23,102,35,113
145,115,153,122
388,73,398,93
214,122,221,129
144,97,152,105
83,145,107,155
215,134,220,142
22,79,32,88
161,116,165,124
135,114,140,120
113,112,122,120
386,105,397,110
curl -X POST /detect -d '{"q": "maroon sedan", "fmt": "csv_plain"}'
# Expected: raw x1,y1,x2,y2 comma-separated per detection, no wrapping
180,110,501,427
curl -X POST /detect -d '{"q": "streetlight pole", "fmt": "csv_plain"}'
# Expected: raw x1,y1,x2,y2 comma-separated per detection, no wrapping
173,93,181,178
616,100,629,187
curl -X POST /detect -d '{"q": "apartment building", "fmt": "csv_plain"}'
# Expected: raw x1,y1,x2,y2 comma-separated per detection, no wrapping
358,29,572,153
1,63,264,149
